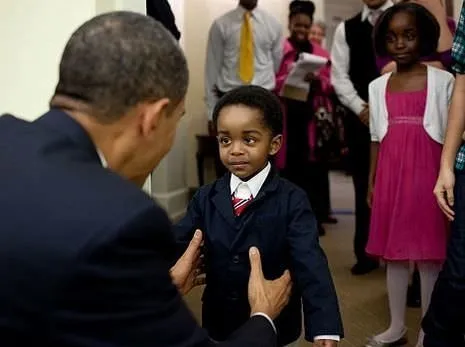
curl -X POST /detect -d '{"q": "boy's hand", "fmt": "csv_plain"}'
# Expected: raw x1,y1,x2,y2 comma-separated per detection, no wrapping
314,340,338,347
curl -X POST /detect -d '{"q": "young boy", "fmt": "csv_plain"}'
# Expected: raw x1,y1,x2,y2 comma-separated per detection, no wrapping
174,86,343,346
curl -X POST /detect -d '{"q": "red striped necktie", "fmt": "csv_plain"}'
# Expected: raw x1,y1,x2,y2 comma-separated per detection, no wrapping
232,194,253,216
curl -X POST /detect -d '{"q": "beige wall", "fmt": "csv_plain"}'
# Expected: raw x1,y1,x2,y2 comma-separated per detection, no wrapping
455,0,463,20
183,0,325,188
0,1,96,121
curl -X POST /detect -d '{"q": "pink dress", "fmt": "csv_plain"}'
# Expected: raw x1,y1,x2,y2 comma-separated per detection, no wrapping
366,86,448,261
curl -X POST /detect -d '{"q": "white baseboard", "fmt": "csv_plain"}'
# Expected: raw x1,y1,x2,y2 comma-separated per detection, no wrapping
152,187,189,220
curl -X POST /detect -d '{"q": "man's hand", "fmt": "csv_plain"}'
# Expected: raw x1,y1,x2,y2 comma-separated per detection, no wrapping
248,247,292,320
314,340,338,347
433,168,456,221
359,105,369,127
170,230,205,295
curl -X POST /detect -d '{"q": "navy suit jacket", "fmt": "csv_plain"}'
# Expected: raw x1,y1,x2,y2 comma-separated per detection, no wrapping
174,171,344,346
0,109,276,347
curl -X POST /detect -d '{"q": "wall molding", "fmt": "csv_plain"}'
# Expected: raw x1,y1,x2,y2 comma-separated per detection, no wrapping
153,187,189,220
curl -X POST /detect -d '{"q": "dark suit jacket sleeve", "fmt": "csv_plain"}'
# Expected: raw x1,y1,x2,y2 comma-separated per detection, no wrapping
173,190,204,254
53,204,275,347
286,189,344,341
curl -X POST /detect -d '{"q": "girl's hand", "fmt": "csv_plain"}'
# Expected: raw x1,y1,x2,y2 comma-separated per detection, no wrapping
433,168,456,220
367,181,374,208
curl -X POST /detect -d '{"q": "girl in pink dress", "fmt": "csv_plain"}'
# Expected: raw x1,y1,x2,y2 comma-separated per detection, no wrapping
366,3,454,346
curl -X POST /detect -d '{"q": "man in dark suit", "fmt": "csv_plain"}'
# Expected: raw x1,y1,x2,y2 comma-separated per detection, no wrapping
0,11,292,347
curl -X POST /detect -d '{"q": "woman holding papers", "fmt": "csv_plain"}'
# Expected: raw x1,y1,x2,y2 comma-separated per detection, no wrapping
274,0,335,236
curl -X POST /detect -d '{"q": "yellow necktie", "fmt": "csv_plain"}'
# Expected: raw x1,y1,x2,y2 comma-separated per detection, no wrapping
238,11,254,83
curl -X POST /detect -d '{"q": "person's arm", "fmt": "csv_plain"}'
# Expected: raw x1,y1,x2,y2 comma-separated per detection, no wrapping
330,22,366,116
55,205,280,347
271,19,284,74
367,82,380,207
205,21,224,121
368,142,380,208
286,188,343,343
173,190,205,255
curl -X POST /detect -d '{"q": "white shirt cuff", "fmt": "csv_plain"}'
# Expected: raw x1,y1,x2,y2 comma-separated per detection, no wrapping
250,312,277,334
314,335,340,341
349,98,367,117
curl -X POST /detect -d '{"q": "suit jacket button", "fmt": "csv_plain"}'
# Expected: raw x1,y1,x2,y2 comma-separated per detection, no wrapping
232,255,240,264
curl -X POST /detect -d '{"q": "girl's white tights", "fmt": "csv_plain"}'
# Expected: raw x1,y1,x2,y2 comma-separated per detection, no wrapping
374,261,441,346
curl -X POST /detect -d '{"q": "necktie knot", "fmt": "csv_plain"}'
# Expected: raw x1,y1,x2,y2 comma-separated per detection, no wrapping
368,9,381,26
232,183,253,216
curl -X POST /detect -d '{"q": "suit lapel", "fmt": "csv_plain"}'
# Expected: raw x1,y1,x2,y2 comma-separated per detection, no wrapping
35,108,101,164
212,173,236,231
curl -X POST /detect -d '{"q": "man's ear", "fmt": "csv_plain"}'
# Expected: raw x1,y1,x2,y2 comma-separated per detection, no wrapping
269,134,283,156
140,98,170,137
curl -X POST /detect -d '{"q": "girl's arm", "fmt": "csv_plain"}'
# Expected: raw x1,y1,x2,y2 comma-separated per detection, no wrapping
368,142,380,208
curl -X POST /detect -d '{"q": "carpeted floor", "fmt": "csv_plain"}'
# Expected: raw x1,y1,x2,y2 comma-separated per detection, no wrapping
184,172,422,346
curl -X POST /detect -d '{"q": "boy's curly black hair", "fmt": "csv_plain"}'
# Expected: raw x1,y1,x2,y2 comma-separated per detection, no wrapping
212,85,283,136
373,2,440,58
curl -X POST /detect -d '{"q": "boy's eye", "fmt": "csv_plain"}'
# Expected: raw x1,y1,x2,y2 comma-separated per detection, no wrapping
218,137,231,145
406,33,416,41
244,137,256,145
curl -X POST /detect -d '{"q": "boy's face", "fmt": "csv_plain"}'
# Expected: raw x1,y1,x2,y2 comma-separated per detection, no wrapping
216,105,282,180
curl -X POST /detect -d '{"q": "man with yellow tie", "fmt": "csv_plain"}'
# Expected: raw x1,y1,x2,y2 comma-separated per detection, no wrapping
205,0,283,131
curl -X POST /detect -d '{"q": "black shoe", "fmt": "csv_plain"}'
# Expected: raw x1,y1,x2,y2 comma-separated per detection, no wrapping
351,260,379,275
407,284,421,308
323,216,338,224
318,224,326,236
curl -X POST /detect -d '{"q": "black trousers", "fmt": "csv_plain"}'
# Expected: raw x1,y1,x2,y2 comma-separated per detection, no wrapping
280,99,327,224
422,170,465,347
345,113,372,264
282,162,328,224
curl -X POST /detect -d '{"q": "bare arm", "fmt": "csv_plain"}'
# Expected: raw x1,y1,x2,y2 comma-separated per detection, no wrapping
369,142,380,186
367,142,380,207
413,0,453,52
441,75,465,169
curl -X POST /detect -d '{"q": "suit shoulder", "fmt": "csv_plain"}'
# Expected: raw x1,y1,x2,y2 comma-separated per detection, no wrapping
277,176,308,200
192,180,219,202
346,12,362,25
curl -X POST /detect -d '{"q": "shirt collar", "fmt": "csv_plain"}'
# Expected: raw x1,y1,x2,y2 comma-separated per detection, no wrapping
361,0,393,22
236,4,257,18
97,149,108,168
230,162,271,198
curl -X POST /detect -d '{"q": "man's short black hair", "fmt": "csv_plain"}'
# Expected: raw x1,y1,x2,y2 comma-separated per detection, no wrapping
373,2,440,58
52,11,188,121
212,86,283,136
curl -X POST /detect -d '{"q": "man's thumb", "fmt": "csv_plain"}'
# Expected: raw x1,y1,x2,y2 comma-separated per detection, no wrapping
249,247,264,280
183,229,202,259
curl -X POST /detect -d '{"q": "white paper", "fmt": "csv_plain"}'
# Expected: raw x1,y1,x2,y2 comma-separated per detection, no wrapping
283,53,328,91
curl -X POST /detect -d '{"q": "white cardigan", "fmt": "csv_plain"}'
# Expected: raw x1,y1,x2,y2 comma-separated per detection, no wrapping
369,65,455,143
